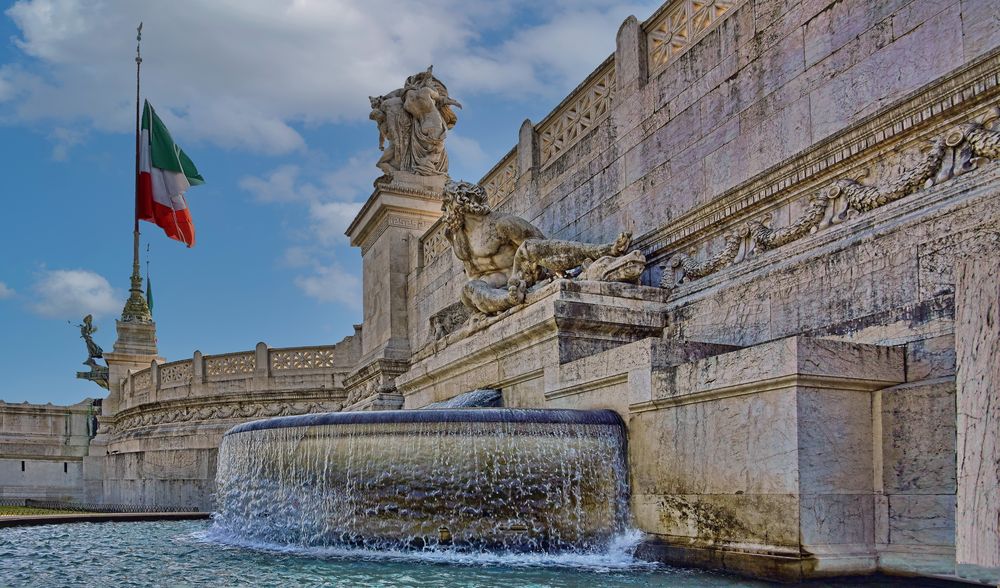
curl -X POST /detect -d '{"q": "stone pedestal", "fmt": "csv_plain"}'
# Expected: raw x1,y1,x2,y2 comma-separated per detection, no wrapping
345,174,443,408
395,279,672,409
630,337,904,581
955,258,1000,585
102,320,161,416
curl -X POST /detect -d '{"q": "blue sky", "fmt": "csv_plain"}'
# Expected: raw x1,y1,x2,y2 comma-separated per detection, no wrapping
0,0,661,405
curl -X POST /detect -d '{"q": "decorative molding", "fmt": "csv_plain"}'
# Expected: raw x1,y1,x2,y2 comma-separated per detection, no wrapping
660,106,1000,289
108,398,343,437
270,347,341,370
662,230,746,287
205,352,255,377
646,0,744,76
360,213,435,255
638,54,1000,262
538,62,616,168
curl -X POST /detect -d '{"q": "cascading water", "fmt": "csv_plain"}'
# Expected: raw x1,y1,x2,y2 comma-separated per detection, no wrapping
211,409,630,555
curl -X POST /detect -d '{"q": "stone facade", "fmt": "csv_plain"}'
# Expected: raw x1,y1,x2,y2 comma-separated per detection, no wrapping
0,399,97,501
352,0,1000,581
4,0,998,583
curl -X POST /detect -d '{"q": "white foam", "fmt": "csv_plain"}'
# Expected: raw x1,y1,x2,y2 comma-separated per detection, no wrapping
194,526,659,573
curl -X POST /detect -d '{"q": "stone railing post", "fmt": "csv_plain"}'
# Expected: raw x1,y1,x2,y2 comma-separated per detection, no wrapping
253,342,270,391
149,360,160,403
517,119,539,188
191,350,205,395
615,15,646,98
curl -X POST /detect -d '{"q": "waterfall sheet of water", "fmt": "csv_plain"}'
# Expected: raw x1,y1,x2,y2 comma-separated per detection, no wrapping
212,409,632,558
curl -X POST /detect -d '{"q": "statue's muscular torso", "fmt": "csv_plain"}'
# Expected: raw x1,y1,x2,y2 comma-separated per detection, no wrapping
450,213,545,288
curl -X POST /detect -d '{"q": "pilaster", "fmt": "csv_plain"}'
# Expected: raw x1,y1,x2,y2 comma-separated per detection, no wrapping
345,173,443,407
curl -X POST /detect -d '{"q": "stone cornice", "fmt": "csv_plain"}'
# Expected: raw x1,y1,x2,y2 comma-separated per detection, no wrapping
346,184,444,250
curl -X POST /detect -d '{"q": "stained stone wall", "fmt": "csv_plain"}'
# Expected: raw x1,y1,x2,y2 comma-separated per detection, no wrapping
955,258,1000,584
389,0,1000,582
0,399,96,501
408,0,1000,356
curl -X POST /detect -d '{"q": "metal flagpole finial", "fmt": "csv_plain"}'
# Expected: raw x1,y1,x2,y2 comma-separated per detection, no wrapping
136,22,143,65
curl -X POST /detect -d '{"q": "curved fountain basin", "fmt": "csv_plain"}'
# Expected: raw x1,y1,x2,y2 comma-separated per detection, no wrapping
214,408,629,552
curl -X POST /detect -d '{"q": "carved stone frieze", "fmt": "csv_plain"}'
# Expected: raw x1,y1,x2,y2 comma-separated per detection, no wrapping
538,62,615,168
482,153,517,206
747,194,830,252
660,106,1000,290
107,399,344,438
421,221,451,265
661,230,745,288
429,301,471,342
159,360,193,386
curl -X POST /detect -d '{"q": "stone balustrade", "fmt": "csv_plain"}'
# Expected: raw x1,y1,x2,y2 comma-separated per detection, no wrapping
481,148,517,206
536,59,616,169
121,342,354,413
644,0,745,76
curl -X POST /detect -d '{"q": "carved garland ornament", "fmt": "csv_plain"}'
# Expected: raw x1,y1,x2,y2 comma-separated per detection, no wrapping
661,108,1000,289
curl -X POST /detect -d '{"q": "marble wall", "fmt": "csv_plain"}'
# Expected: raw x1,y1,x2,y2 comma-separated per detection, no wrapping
0,399,96,501
955,258,1000,584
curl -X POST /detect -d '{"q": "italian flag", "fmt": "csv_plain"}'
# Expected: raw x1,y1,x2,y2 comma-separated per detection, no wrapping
137,100,204,247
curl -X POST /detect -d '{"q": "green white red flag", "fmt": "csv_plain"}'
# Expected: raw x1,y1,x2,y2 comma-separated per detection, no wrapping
137,100,204,247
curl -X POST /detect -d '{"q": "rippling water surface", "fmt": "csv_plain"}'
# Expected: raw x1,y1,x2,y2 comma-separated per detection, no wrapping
0,520,740,587
0,521,943,587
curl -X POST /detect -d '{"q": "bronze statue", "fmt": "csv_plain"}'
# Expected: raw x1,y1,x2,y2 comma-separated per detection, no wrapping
75,315,109,389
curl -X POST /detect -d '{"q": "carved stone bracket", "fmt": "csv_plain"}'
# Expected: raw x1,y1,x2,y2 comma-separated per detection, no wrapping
660,106,1000,290
343,358,409,407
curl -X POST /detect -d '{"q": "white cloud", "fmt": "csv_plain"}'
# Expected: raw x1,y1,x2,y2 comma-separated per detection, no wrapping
0,282,14,299
309,201,364,244
49,126,85,161
239,165,310,203
29,269,120,318
2,0,662,152
294,262,362,309
447,132,490,172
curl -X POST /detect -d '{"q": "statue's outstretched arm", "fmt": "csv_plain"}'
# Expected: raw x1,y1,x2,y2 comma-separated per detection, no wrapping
496,215,545,247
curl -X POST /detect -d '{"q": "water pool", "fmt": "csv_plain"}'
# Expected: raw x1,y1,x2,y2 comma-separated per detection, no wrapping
0,520,943,587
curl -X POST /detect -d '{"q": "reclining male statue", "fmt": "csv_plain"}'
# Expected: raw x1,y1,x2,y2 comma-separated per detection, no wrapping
441,180,645,317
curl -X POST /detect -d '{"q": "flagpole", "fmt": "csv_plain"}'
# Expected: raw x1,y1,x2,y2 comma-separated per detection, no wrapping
121,22,152,323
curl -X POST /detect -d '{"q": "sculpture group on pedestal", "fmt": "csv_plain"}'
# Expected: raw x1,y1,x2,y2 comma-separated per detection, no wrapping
369,66,461,179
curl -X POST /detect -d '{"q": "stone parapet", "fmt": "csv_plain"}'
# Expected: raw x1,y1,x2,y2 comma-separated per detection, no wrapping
0,399,97,502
